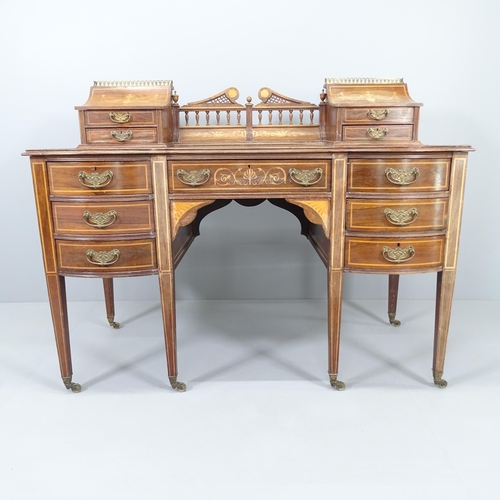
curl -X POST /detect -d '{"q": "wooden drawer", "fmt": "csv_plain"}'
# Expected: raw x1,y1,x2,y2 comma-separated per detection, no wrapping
56,239,156,274
48,161,152,196
84,110,157,127
345,236,445,271
343,107,414,124
343,125,414,142
169,160,330,192
52,201,155,236
346,199,448,232
348,158,450,193
84,128,158,145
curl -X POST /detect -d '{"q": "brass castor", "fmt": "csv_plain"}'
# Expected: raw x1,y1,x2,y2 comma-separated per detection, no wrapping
329,374,346,391
169,376,187,392
433,371,448,389
62,376,82,393
107,316,120,329
388,313,401,327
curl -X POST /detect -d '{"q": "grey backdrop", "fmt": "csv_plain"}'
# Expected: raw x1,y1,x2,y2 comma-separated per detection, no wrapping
1,0,498,303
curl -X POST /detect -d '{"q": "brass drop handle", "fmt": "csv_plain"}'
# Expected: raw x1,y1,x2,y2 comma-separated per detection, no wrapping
82,210,117,228
382,245,415,263
111,130,133,142
385,167,420,186
78,170,113,189
289,167,323,186
367,127,388,140
86,249,120,266
176,168,211,186
367,109,389,121
383,208,418,226
109,112,131,123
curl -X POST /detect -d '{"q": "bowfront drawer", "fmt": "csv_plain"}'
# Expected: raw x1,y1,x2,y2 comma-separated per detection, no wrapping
345,236,445,271
346,199,448,232
169,160,330,192
52,201,155,236
84,128,158,145
56,239,156,274
348,158,450,193
343,107,414,124
84,110,157,127
343,125,413,142
48,161,152,196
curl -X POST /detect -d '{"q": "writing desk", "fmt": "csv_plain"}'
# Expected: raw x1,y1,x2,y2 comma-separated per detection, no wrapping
25,79,472,392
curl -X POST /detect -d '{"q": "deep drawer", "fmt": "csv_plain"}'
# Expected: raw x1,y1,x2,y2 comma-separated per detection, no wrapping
342,125,414,142
343,107,414,124
52,201,155,236
345,236,445,271
346,199,448,232
48,161,152,196
169,160,330,192
56,239,156,273
348,158,450,193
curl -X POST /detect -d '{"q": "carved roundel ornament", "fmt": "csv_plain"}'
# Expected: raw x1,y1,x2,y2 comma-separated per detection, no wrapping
258,87,271,100
227,87,239,100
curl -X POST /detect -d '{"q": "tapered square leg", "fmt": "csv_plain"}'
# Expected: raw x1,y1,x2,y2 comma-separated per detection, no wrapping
388,274,401,326
158,271,186,392
328,270,345,390
433,270,456,388
103,278,120,329
46,274,81,393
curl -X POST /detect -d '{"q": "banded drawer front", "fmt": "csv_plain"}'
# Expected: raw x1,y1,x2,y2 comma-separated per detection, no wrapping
85,128,158,145
348,158,450,193
346,199,448,232
52,201,155,236
169,160,330,192
343,107,414,124
48,161,152,196
345,236,445,271
56,239,156,274
84,110,157,127
343,125,413,142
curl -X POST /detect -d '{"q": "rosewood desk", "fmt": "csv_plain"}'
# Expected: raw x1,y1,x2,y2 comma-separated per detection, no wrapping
25,79,472,392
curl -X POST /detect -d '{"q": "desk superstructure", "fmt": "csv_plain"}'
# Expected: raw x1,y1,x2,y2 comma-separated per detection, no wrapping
25,79,472,392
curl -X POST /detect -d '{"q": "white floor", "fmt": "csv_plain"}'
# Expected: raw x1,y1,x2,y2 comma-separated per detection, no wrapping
1,299,499,499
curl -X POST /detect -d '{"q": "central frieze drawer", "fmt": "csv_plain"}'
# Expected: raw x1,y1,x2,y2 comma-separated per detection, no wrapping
348,158,450,193
52,201,155,236
345,236,445,271
169,161,330,192
346,199,448,232
48,161,152,196
56,239,157,274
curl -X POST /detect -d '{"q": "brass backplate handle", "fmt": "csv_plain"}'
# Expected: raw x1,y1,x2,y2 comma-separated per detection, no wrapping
367,127,388,140
177,168,211,187
385,167,420,186
82,210,117,228
111,130,133,142
86,249,120,266
109,111,131,123
383,207,418,226
367,109,389,120
78,170,113,189
289,167,323,186
382,245,415,263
